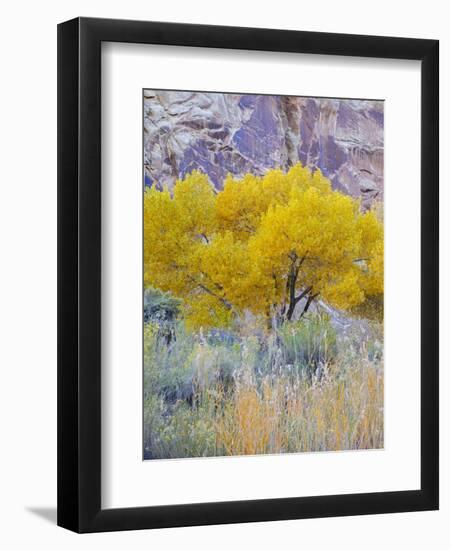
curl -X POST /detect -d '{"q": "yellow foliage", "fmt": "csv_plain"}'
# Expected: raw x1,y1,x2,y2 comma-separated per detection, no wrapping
144,163,384,329
215,163,331,240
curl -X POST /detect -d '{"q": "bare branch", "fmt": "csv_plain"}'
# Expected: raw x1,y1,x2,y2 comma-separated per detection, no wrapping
299,292,320,318
294,286,313,306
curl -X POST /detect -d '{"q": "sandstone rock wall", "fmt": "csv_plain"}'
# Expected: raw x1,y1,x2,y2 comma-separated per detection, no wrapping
144,90,383,206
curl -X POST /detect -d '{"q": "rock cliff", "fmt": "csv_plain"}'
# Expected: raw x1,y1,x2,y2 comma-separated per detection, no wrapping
143,90,383,206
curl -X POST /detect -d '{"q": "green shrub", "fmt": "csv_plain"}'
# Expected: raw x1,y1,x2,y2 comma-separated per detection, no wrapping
144,287,181,324
277,315,337,375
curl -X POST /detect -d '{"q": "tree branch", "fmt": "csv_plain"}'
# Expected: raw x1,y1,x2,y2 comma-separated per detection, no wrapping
186,274,233,311
196,283,233,311
299,292,320,318
294,286,312,306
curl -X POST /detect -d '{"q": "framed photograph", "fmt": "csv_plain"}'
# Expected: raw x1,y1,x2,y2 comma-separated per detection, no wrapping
57,17,439,532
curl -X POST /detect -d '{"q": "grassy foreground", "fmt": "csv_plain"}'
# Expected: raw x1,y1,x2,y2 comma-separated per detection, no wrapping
143,312,383,459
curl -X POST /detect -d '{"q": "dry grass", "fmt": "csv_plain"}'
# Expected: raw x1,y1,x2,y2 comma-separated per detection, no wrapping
215,358,383,456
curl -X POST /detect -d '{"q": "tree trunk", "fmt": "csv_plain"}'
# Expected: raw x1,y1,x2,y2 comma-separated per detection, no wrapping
283,251,313,322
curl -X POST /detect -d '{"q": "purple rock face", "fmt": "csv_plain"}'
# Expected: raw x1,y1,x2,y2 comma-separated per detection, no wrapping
143,90,383,205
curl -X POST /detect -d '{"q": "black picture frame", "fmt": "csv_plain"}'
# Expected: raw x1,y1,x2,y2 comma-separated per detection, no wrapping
57,16,439,533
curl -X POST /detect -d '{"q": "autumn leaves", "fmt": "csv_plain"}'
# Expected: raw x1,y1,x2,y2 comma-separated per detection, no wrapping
143,163,384,330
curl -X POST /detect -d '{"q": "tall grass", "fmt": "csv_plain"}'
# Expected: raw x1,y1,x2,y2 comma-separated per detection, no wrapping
143,313,383,459
215,359,382,455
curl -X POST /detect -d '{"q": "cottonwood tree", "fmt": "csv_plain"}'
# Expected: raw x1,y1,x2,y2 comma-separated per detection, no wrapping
144,164,383,330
